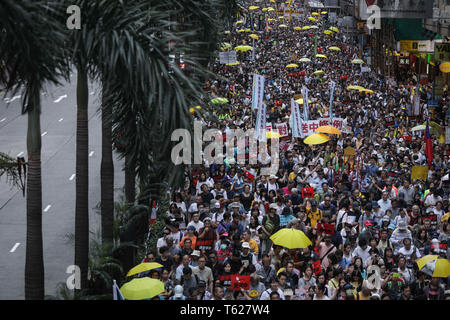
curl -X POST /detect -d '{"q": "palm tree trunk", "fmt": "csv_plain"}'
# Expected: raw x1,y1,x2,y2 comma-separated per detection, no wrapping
101,87,114,244
25,89,44,300
124,153,135,205
74,69,89,290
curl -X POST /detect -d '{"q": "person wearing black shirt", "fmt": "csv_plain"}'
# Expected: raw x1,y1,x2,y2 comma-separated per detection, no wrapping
156,246,175,273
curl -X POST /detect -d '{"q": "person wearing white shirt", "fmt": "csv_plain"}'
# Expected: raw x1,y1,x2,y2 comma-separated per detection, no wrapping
260,280,285,300
187,212,204,233
351,239,371,266
377,191,392,214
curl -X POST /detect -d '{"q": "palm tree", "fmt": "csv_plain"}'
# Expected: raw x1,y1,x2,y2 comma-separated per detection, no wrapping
0,0,69,299
67,0,154,287
0,152,26,193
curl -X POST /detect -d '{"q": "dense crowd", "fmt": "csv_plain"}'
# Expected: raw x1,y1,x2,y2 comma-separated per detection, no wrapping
144,2,450,300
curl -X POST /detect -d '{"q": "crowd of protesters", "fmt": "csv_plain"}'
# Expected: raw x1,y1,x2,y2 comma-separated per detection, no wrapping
144,1,450,300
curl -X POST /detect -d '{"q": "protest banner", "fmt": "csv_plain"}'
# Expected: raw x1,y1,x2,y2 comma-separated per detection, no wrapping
230,274,250,291
411,166,428,180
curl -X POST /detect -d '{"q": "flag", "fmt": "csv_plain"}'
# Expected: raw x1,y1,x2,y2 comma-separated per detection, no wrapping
425,117,433,168
113,280,124,300
244,170,255,182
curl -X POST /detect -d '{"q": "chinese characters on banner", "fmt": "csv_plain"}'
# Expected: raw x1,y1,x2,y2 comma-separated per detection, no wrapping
251,73,265,110
291,99,303,138
230,274,250,291
253,74,266,142
300,118,350,136
275,122,289,137
301,86,309,120
329,80,336,118
266,123,289,137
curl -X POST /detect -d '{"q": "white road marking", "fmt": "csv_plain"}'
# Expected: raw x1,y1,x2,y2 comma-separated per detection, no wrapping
44,205,52,212
58,118,64,122
0,118,6,122
16,152,24,157
89,151,94,157
4,98,10,102
53,94,67,103
89,91,95,95
69,174,75,181
41,131,47,137
7,95,21,103
10,243,20,253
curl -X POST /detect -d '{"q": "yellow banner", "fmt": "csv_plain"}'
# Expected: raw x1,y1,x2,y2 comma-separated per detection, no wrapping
411,166,429,180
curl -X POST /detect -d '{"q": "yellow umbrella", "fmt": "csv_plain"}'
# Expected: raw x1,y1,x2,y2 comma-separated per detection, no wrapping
120,278,165,300
330,26,339,33
270,0,275,2
278,16,285,19
235,45,253,52
347,85,365,91
189,107,195,114
126,262,163,277
295,98,312,104
270,228,312,249
304,133,330,145
417,255,450,278
286,63,299,68
329,46,341,51
262,8,268,11
316,54,327,59
351,58,364,64
322,11,328,14
279,24,288,28
226,61,240,66
268,7,275,11
313,70,325,76
249,5,259,10
220,42,232,50
268,18,276,21
244,29,251,32
302,26,311,30
236,20,244,25
324,30,333,35
267,131,282,139
294,27,302,31
299,57,311,62
237,29,245,33
308,17,317,22
315,125,341,135
362,89,374,94
249,34,259,40
312,12,320,16
422,121,442,136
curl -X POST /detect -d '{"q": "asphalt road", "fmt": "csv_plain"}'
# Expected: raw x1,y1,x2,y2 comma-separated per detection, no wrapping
0,71,125,299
